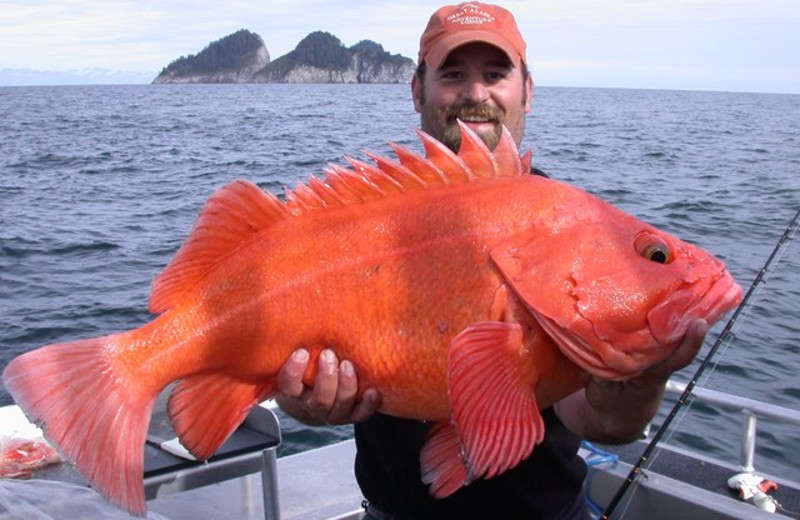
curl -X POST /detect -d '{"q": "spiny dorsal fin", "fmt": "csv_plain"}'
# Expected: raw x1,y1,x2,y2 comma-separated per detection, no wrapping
149,124,526,312
521,150,532,173
390,142,449,185
493,126,525,177
417,130,474,183
456,120,498,178
346,156,405,194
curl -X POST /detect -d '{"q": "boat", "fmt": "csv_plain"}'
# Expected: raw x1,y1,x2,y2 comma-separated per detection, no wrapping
1,377,798,519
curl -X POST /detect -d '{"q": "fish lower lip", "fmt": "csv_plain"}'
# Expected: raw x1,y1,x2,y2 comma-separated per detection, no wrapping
647,271,742,345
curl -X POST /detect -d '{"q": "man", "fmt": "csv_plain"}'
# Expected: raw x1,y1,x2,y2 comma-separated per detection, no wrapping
276,3,709,518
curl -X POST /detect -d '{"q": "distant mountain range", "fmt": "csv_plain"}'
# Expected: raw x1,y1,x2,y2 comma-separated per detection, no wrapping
0,68,156,87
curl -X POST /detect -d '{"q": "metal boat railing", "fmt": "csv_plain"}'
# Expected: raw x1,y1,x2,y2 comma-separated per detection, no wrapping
664,379,800,474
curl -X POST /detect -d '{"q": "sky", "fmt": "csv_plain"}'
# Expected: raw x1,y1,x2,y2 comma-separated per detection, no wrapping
1,0,798,94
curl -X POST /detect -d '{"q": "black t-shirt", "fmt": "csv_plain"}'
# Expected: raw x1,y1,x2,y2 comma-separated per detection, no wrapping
354,408,588,519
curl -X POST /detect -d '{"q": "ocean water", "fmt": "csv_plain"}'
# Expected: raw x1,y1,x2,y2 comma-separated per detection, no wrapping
0,84,798,481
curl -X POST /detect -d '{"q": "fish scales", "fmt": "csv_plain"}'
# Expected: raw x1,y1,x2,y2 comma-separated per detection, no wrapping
158,175,552,411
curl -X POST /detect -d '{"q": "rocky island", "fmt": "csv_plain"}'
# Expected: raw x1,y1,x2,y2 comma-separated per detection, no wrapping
153,30,269,84
153,29,414,84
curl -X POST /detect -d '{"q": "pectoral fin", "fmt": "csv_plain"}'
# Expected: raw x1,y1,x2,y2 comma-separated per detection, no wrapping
420,321,545,497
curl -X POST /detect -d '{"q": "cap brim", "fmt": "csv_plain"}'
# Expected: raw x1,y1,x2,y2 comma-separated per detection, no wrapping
423,30,522,70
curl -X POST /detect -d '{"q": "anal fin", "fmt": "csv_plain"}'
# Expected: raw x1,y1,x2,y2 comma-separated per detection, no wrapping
168,373,275,460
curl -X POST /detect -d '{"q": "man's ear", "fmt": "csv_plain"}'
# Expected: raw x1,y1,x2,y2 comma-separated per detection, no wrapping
411,73,423,113
524,74,533,113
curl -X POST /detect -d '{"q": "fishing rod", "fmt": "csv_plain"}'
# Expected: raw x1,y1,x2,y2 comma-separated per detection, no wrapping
600,207,800,520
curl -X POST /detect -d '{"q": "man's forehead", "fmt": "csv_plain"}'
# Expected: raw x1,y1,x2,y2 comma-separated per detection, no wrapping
439,42,514,69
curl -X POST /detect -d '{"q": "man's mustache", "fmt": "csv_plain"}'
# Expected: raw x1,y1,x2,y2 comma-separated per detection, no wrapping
445,104,504,123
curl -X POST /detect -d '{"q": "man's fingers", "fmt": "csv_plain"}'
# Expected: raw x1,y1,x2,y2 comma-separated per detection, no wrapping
350,389,382,423
669,319,709,372
307,349,340,418
325,360,359,424
277,349,310,398
647,319,709,380
276,349,380,425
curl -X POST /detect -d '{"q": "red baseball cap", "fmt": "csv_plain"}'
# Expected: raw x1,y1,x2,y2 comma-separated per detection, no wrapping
418,2,527,70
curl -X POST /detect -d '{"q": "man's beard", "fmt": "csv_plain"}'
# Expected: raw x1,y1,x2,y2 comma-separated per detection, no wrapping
425,104,505,152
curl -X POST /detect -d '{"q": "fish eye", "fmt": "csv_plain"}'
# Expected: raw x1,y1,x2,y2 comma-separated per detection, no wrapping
635,234,672,264
644,244,670,264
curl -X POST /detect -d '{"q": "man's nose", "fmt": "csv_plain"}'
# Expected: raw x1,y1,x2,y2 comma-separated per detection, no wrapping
461,78,489,104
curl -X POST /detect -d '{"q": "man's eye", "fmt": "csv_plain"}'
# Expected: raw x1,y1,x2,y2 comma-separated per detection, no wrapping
440,71,462,80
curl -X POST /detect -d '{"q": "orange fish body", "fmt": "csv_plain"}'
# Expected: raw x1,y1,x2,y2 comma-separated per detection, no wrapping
3,124,742,515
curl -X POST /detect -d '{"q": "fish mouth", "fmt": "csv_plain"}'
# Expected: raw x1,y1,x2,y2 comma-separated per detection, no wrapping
527,269,743,381
647,270,743,346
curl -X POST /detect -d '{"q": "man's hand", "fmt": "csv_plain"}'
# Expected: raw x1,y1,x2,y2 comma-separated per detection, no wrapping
275,348,381,426
555,319,709,443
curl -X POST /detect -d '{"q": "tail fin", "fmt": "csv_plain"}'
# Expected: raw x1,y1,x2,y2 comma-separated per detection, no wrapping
3,335,156,516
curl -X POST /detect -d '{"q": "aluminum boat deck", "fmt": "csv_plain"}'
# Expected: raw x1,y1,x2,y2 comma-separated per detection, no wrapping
2,379,799,519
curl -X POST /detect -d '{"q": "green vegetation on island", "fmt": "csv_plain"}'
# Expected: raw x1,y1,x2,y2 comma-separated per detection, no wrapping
157,30,267,78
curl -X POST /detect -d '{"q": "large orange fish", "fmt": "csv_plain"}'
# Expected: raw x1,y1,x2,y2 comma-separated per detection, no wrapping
3,123,742,515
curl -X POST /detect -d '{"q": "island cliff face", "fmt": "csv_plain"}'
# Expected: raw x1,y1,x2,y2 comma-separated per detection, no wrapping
153,30,414,84
153,30,270,84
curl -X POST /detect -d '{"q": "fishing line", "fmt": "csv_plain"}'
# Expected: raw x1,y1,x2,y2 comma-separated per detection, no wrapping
600,207,800,520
